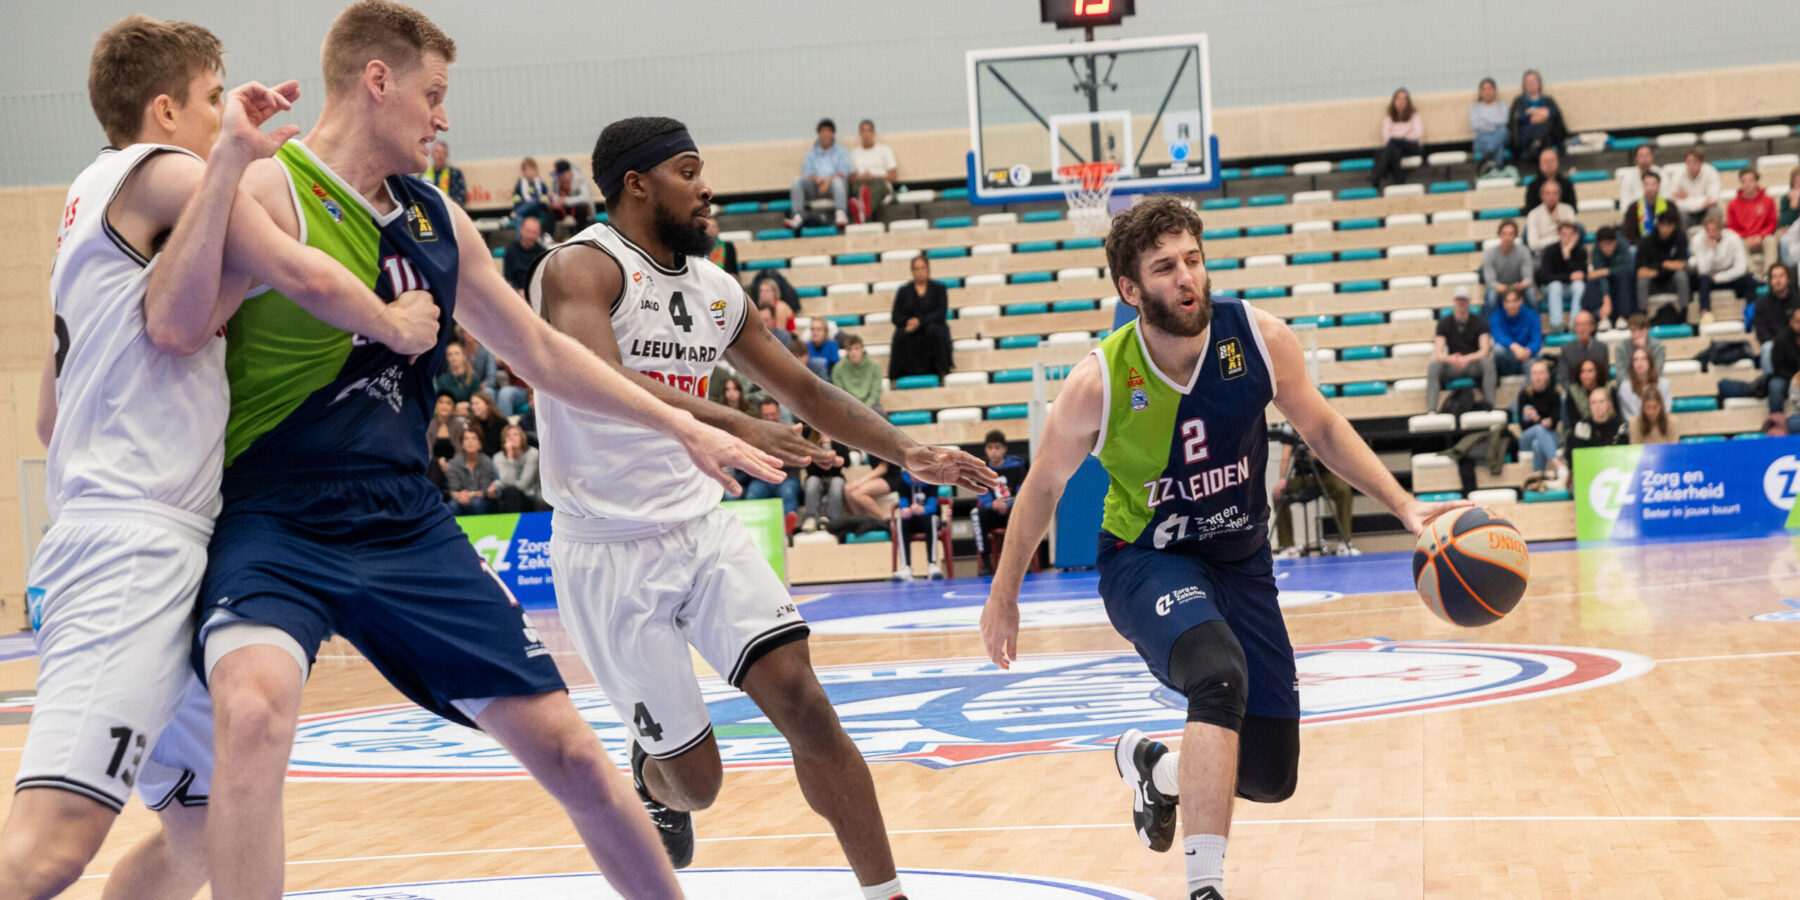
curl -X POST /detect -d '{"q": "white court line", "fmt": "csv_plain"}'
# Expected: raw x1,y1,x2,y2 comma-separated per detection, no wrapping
77,814,1800,879
1653,649,1800,664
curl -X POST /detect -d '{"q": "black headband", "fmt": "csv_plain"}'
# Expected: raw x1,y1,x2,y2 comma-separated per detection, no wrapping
597,130,698,204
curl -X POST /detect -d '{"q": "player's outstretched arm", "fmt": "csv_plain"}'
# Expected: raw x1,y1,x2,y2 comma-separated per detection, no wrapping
1260,308,1470,534
447,204,784,493
146,81,438,357
536,248,829,468
979,354,1103,669
729,308,999,493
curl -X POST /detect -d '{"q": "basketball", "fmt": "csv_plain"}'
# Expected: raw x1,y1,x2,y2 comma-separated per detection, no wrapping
1411,507,1530,626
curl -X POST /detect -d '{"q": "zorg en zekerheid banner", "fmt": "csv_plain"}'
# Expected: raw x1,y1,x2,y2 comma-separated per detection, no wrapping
1572,436,1800,541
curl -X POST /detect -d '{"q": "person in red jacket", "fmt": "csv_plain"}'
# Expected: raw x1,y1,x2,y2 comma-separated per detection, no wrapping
1727,168,1779,265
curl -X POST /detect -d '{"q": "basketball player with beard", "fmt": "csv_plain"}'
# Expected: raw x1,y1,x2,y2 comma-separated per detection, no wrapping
529,116,998,900
978,196,1468,899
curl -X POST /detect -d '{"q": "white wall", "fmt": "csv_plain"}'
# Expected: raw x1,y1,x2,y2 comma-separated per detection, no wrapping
1,0,1792,186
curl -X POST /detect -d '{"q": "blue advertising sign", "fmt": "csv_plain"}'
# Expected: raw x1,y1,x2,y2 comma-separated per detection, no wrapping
1572,436,1800,541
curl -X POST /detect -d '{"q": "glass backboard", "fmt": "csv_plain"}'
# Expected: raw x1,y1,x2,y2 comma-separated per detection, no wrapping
966,33,1216,204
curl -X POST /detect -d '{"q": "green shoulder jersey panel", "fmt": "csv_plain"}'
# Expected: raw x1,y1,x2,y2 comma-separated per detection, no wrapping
223,142,378,464
1094,320,1182,543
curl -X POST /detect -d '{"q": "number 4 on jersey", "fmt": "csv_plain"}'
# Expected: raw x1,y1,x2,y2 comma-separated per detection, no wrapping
668,291,694,333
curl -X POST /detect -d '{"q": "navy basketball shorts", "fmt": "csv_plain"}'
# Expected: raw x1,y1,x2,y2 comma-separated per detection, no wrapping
196,472,564,728
1095,533,1300,721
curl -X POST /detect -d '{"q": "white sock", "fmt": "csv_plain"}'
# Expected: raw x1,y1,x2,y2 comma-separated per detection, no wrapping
1152,750,1182,797
1184,834,1228,893
860,876,904,900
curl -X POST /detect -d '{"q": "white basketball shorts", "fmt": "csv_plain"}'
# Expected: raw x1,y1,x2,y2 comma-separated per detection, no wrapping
550,507,808,758
18,502,215,811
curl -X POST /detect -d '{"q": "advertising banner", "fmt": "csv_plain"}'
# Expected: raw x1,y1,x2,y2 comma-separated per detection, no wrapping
456,499,787,610
1572,436,1800,541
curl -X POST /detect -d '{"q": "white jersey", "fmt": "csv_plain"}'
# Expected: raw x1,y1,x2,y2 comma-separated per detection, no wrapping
44,144,228,520
528,223,749,540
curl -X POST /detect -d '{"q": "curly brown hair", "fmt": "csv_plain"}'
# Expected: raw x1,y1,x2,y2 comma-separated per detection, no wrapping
88,16,223,147
1103,194,1205,287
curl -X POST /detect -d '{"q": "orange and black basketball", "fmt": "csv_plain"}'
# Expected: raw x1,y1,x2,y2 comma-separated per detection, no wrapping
1412,507,1529,626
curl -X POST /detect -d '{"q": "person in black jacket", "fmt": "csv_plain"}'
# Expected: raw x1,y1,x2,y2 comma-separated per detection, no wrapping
1508,69,1567,169
1752,263,1797,368
501,216,549,295
1523,147,1577,213
1636,210,1693,317
1767,304,1800,416
1565,386,1628,459
889,253,952,379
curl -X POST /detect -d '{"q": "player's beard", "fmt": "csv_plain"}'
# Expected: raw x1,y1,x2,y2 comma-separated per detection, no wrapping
653,199,716,258
1136,275,1212,338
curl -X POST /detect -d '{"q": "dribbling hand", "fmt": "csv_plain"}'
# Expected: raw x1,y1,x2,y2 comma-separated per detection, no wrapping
980,591,1020,670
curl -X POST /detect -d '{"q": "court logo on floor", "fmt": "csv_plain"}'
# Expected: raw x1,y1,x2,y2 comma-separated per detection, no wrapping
1752,598,1800,622
805,586,1342,635
287,640,1651,780
284,868,1153,899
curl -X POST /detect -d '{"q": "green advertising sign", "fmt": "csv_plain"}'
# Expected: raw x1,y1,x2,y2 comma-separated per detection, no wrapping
722,498,789,584
1572,444,1644,541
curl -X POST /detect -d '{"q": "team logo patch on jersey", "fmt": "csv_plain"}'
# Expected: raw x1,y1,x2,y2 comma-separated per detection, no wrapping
1130,388,1148,411
1217,337,1247,380
283,640,1650,779
710,299,729,328
281,868,1154,900
407,203,437,242
307,183,344,223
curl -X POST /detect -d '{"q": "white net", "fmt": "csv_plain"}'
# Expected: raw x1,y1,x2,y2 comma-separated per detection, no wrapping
1059,163,1120,237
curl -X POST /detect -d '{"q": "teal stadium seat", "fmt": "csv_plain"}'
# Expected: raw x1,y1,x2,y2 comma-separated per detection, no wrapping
1650,324,1694,339
834,252,877,266
1429,180,1470,193
1338,217,1380,230
926,246,967,259
1248,193,1286,207
721,201,760,215
1246,224,1288,238
827,314,863,327
1434,241,1478,254
595,212,610,223
1015,240,1058,253
1338,187,1378,201
1523,489,1572,502
1342,381,1388,397
1680,434,1726,443
993,368,1034,383
1009,272,1053,285
1734,432,1766,440
1004,301,1050,315
933,216,972,229
754,228,794,241
1243,286,1287,299
1022,209,1063,223
1202,198,1241,210
1478,207,1522,220
800,225,836,238
1338,248,1382,262
1569,170,1609,184
1290,315,1335,328
1713,158,1750,173
1052,299,1097,313
742,258,787,270
1249,164,1288,178
889,410,932,425
1544,332,1574,347
1061,237,1104,250
1340,345,1387,361
1339,311,1385,326
844,530,891,544
1318,384,1339,397
1446,377,1477,390
1338,158,1375,172
1340,279,1383,293
1671,397,1719,413
491,246,505,259
997,336,1041,349
1203,228,1243,240
987,404,1029,420
939,276,963,288
1292,251,1334,266
1608,136,1649,151
894,375,940,390
939,187,969,200
765,199,792,213
1206,258,1241,271
1419,492,1464,502
1218,167,1243,181
795,286,824,298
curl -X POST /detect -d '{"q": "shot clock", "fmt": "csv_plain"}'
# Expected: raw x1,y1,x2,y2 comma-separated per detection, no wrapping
1039,0,1136,30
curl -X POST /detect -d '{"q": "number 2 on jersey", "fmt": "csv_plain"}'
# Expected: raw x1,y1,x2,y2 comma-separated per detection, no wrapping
1181,418,1210,463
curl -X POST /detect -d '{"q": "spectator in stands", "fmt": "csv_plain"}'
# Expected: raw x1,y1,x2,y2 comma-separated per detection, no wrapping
1616,346,1671,421
1271,438,1355,558
445,427,499,515
1515,359,1563,473
705,217,738,275
1563,357,1611,428
425,140,466,207
845,458,897,519
786,118,853,229
972,430,1030,574
1426,286,1496,411
549,159,594,231
1729,168,1779,266
1769,305,1800,416
1612,312,1666,375
739,397,803,524
466,391,507,456
493,423,542,513
1507,69,1567,168
717,374,753,415
889,253,953,379
1752,263,1797,375
510,157,552,229
1623,171,1674,243
502,215,549,296
1371,88,1422,188
1692,212,1757,320
1784,217,1800,268
751,270,799,332
847,119,899,224
792,332,827,380
806,318,840,374
1482,219,1536,309
1588,225,1633,327
1782,169,1800,231
831,333,885,413
1669,149,1721,224
1557,310,1609,389
1619,144,1660,210
1524,148,1576,214
1489,287,1543,377
798,427,845,533
891,470,943,581
1637,210,1694,321
1469,77,1508,175
1566,386,1628,454
456,326,506,410
1536,220,1587,332
427,391,467,495
1630,390,1679,444
435,342,480,402
1526,181,1577,253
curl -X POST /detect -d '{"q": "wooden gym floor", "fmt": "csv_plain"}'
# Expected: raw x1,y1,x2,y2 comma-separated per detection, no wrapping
3,534,1797,898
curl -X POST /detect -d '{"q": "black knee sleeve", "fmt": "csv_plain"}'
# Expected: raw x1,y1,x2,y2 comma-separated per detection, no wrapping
1235,713,1299,803
1165,620,1248,733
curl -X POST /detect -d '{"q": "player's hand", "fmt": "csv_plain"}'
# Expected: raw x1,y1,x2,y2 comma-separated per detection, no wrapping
676,416,785,496
980,592,1020,669
735,416,839,468
214,80,302,164
902,444,1001,494
382,289,441,357
1399,497,1476,536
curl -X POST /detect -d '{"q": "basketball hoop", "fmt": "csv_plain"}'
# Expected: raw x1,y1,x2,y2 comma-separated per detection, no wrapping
1057,162,1121,237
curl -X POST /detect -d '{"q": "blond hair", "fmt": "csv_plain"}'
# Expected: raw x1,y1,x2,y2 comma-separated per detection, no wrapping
321,0,456,95
88,15,223,147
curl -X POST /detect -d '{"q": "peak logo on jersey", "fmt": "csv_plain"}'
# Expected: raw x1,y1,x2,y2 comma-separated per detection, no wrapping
1217,338,1246,380
1126,366,1145,389
281,868,1154,900
710,299,729,328
407,203,437,242
284,640,1650,779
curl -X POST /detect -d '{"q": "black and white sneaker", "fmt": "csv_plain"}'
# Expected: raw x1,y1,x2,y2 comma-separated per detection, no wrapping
1114,727,1178,852
1190,886,1225,900
630,740,695,869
